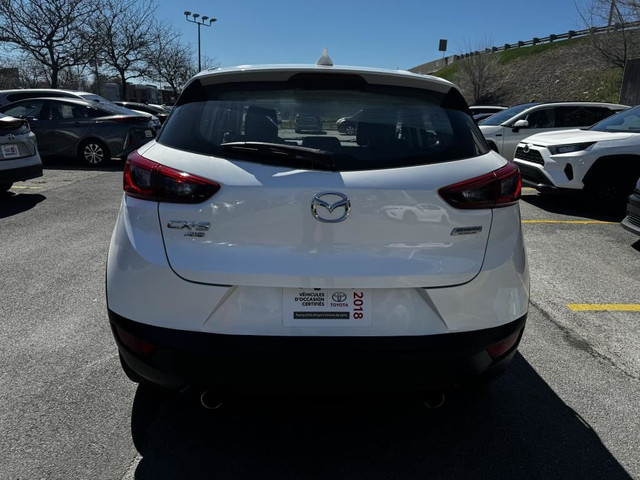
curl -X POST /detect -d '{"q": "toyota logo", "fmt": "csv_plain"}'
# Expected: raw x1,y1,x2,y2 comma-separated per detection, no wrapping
523,144,531,154
311,192,350,223
332,292,347,302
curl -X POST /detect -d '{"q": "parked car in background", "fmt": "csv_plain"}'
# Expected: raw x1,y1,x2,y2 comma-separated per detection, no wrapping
469,105,508,116
621,177,640,235
113,101,170,125
336,110,362,135
106,63,529,400
0,88,113,107
294,113,323,133
479,101,628,160
513,105,640,206
470,105,507,123
0,97,154,166
0,113,42,191
0,89,159,132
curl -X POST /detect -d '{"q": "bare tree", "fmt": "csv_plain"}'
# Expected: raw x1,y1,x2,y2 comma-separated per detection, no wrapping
580,0,640,68
145,25,192,100
146,24,220,101
89,0,157,100
456,43,501,105
0,0,95,87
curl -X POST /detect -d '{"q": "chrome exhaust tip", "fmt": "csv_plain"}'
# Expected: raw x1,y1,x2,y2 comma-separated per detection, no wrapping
423,392,446,409
200,390,223,410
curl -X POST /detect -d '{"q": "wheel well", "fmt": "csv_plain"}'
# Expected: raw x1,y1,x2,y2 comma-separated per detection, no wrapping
582,155,640,186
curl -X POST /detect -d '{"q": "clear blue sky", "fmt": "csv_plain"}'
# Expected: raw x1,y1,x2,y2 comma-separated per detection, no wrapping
156,0,590,70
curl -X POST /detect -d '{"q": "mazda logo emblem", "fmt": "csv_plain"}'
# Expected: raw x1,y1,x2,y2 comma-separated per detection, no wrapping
332,292,347,302
311,192,350,223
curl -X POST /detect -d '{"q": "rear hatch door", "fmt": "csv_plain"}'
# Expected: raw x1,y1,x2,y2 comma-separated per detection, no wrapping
154,147,498,289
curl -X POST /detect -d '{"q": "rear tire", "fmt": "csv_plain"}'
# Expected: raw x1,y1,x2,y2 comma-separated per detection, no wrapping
79,139,110,167
584,178,631,212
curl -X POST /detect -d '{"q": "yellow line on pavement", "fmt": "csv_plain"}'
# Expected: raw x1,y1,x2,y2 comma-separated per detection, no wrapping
522,220,617,224
11,185,41,190
567,304,640,312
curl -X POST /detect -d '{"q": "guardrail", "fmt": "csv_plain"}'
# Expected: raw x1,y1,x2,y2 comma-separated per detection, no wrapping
410,21,640,74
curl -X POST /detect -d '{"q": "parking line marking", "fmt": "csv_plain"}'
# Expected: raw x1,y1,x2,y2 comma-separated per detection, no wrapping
11,185,41,190
522,220,617,224
567,304,640,312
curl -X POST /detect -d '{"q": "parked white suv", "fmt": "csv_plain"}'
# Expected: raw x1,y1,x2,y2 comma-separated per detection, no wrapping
480,102,628,160
106,63,529,398
513,105,640,205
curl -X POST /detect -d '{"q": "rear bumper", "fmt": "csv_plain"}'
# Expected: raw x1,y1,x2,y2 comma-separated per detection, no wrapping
109,309,527,392
0,163,43,184
621,189,640,235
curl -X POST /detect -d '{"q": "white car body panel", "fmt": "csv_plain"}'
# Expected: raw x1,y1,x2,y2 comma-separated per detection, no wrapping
480,123,559,160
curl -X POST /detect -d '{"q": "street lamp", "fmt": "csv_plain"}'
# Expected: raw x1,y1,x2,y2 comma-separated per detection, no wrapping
184,11,217,72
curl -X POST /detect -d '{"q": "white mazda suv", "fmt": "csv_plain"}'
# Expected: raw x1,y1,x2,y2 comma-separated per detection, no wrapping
106,63,529,396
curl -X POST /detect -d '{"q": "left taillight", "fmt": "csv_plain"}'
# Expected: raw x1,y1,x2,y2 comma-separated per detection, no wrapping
124,151,220,203
438,162,521,209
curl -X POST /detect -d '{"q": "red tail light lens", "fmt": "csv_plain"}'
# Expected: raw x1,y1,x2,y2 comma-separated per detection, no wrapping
114,325,157,357
439,162,521,209
486,329,522,359
124,151,220,203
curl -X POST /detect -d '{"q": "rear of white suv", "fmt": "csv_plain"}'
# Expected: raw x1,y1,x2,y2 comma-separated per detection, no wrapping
106,65,529,394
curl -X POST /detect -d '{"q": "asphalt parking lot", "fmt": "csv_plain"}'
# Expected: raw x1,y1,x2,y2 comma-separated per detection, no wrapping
1,163,638,479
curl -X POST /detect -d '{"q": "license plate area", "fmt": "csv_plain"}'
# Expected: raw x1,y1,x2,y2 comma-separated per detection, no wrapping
283,288,372,327
1,144,20,159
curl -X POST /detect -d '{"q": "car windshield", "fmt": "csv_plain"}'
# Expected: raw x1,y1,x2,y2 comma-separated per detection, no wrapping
480,102,540,126
589,106,640,133
158,80,488,171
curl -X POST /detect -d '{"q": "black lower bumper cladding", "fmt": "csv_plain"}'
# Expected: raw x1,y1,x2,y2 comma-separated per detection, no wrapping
109,309,527,392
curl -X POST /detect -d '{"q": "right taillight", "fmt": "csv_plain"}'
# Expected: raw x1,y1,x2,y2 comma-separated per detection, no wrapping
124,151,220,203
438,162,521,209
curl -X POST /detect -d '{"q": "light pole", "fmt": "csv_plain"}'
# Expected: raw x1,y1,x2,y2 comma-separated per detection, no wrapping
184,11,217,72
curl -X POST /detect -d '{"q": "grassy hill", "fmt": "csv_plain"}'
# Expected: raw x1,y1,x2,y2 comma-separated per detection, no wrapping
430,37,625,106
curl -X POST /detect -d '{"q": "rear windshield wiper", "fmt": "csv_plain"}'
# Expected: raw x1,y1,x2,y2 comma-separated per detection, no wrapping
219,141,336,169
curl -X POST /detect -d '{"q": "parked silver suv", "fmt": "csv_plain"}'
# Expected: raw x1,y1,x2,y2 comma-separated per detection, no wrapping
0,113,42,192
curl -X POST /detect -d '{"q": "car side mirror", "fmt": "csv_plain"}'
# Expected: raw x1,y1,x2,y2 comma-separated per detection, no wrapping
512,119,528,132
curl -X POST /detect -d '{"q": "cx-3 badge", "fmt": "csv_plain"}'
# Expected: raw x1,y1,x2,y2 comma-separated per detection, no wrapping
167,220,211,237
311,192,350,223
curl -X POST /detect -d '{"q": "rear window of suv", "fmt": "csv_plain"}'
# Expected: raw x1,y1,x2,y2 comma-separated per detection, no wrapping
158,78,488,171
